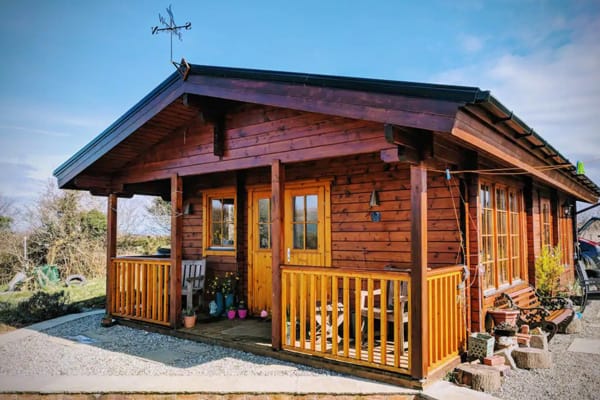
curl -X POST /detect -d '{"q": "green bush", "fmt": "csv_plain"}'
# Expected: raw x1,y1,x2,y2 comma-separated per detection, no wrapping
15,291,79,324
535,245,563,296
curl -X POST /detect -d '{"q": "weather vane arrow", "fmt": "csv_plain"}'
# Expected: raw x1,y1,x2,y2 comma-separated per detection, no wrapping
152,4,192,79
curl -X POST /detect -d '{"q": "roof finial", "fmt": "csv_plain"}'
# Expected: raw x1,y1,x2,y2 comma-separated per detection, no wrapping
151,4,192,79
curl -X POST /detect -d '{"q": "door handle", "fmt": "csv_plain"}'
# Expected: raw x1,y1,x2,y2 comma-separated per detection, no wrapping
287,248,291,263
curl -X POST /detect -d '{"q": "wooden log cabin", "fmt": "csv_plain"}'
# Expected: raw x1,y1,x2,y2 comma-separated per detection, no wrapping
54,64,600,384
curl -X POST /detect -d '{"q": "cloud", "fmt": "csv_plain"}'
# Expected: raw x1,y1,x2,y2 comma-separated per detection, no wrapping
432,16,600,190
459,34,484,53
0,161,45,201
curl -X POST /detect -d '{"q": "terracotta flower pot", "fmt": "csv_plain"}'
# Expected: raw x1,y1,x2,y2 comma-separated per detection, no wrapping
227,310,236,320
183,314,197,328
238,309,247,319
487,309,520,326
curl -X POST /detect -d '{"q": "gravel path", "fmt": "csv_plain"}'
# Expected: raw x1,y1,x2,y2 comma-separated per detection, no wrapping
0,313,341,377
492,299,600,400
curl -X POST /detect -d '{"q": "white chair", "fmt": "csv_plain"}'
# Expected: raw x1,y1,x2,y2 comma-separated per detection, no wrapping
182,259,207,311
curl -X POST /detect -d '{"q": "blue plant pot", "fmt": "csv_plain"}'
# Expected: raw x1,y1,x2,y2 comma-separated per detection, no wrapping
215,292,224,316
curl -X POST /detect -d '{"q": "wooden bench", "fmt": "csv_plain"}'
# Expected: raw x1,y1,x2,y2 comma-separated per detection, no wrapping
500,286,573,341
182,259,206,312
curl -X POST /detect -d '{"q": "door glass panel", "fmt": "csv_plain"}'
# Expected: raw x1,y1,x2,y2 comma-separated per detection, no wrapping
306,195,318,222
293,196,304,222
293,224,304,249
258,198,271,249
306,223,318,249
258,199,269,223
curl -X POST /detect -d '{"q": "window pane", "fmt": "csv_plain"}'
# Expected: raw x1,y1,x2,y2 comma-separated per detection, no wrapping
223,199,235,222
223,222,234,246
306,195,318,222
211,222,222,246
259,223,270,249
211,199,222,221
293,224,304,249
258,198,269,223
306,223,318,249
293,196,304,222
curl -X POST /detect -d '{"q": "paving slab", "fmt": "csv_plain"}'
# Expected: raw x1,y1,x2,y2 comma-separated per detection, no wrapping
567,338,600,355
424,381,501,400
139,349,187,364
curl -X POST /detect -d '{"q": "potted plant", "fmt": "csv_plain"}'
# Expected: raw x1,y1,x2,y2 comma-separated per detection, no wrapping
101,313,115,327
222,271,239,311
183,308,197,328
207,275,224,316
238,300,248,319
487,308,520,326
227,305,237,320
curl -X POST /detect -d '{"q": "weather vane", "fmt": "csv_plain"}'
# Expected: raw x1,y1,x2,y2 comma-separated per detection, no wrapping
152,4,192,79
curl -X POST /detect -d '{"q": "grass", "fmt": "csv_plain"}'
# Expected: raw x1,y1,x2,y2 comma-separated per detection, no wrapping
0,277,106,333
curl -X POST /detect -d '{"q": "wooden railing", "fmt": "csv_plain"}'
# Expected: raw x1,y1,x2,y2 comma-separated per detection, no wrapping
426,265,466,373
109,257,171,326
281,266,411,375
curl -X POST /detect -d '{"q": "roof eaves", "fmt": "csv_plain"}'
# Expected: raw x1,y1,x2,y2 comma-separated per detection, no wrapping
473,94,600,199
53,70,182,180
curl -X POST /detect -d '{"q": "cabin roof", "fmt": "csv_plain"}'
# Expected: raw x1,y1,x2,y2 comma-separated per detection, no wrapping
53,64,600,201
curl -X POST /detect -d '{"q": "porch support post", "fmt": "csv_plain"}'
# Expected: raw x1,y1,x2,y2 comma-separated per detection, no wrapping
410,162,428,379
105,194,117,316
271,159,285,350
170,174,183,328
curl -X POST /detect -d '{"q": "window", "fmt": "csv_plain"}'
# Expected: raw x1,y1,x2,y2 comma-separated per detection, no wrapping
203,189,236,255
541,200,552,249
509,191,523,281
292,194,319,250
479,182,526,290
257,198,271,249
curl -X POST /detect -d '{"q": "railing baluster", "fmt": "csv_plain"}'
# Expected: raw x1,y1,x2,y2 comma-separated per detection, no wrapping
300,273,307,349
332,276,339,355
354,277,362,360
310,274,316,351
343,276,349,358
380,279,387,366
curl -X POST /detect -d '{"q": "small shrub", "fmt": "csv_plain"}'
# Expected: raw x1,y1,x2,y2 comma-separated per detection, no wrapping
535,245,563,296
16,291,79,323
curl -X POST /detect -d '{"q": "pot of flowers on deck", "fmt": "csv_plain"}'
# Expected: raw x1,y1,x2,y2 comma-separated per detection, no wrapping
237,300,247,319
207,276,224,316
227,305,237,320
222,271,239,313
183,308,197,328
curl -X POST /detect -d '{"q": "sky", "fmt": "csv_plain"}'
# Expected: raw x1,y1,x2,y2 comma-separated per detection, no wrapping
0,0,599,213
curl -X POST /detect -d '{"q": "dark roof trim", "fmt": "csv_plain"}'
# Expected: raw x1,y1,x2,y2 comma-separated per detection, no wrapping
187,64,490,103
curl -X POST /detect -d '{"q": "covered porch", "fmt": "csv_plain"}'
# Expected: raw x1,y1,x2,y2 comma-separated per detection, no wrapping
110,255,465,386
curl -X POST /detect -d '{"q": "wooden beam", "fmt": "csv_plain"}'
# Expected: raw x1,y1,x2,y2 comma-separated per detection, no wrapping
213,114,225,158
170,174,183,328
384,124,433,162
271,160,285,350
105,194,117,317
410,163,428,379
184,76,459,134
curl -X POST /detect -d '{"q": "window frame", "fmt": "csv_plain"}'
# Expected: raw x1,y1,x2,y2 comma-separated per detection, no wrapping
202,188,237,256
479,181,527,293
